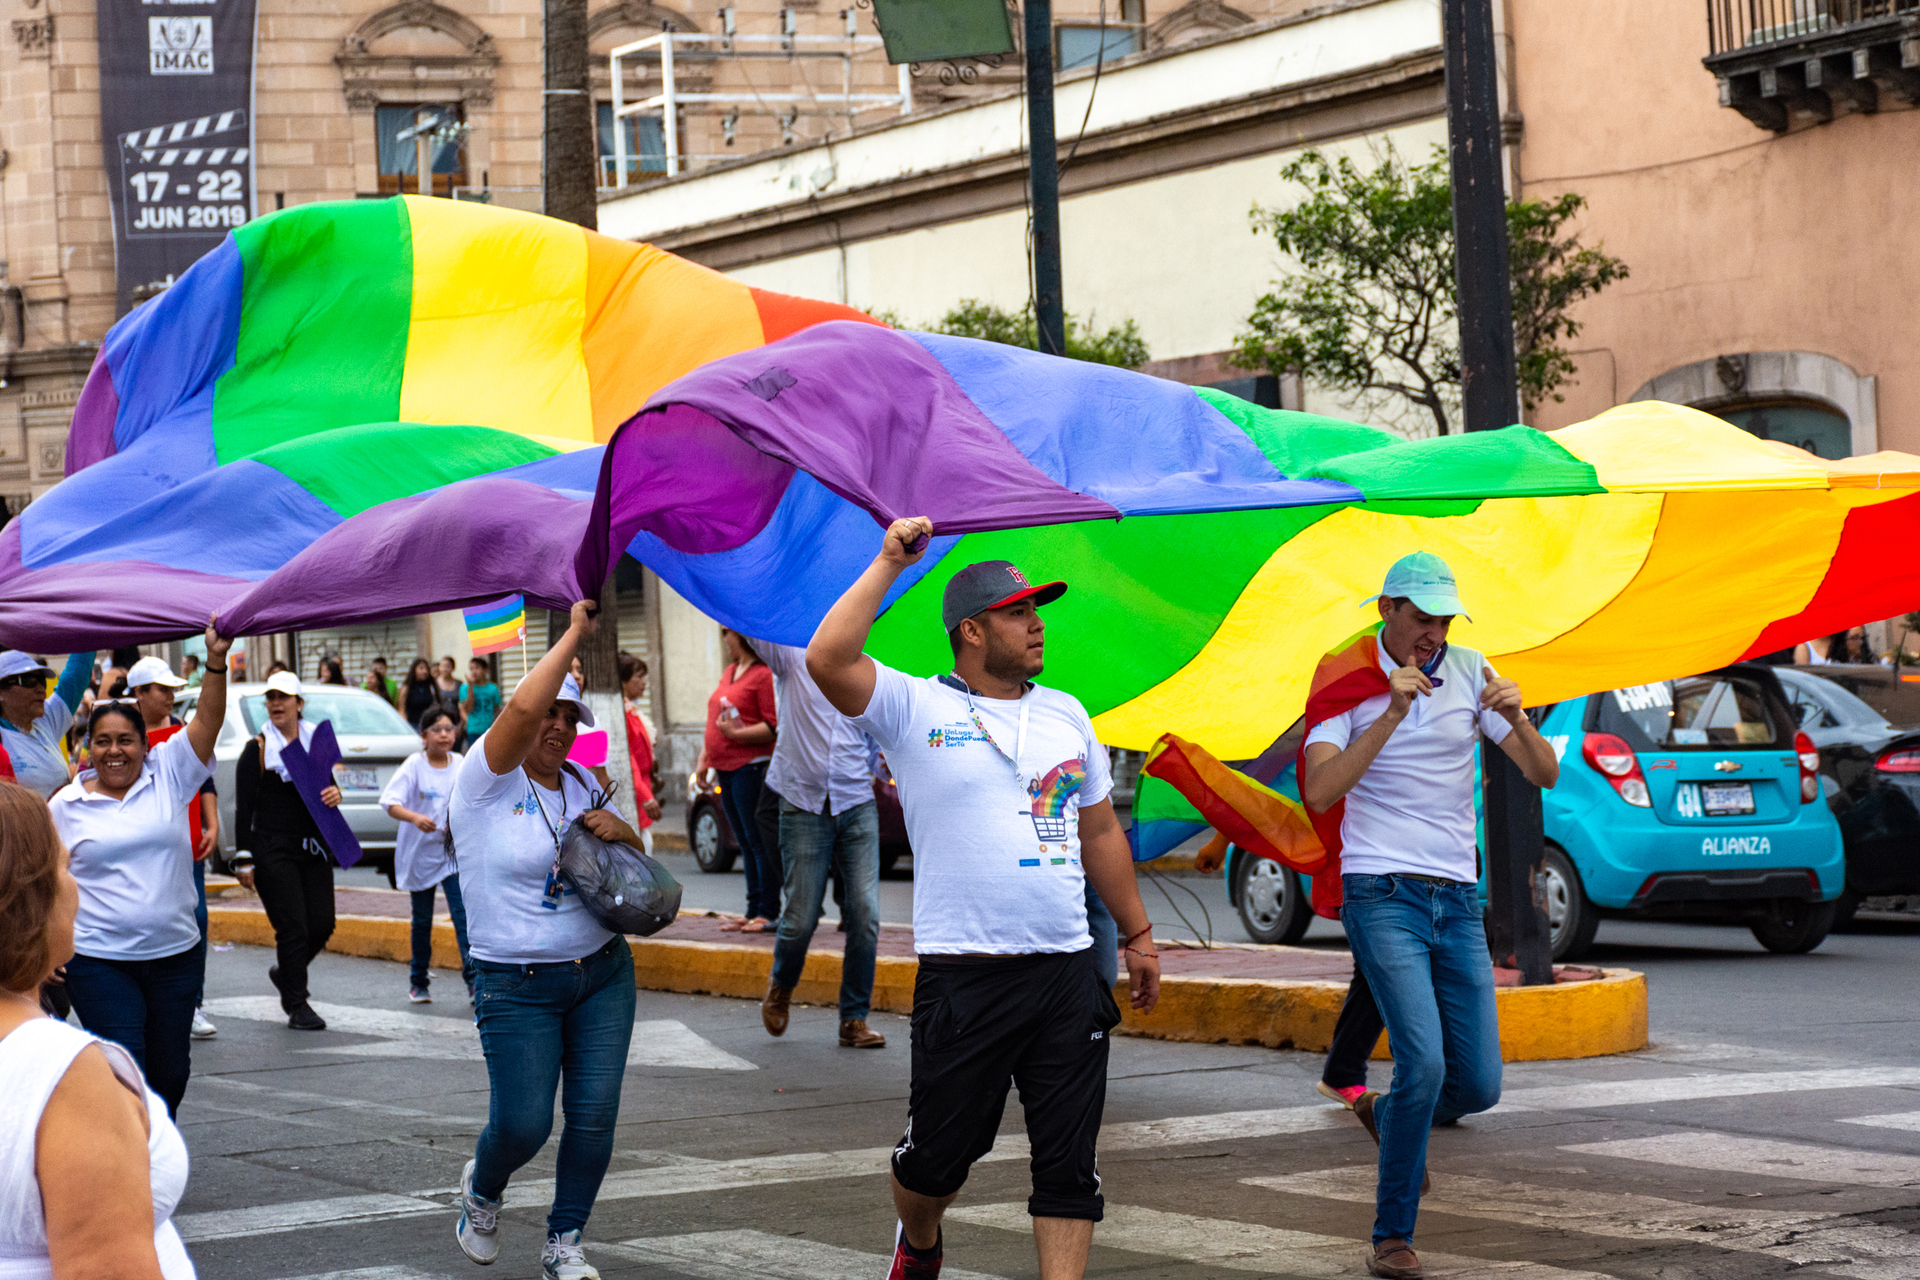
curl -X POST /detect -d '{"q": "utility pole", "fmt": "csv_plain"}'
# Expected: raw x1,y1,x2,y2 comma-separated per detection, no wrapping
1023,0,1065,356
1442,0,1552,984
543,0,597,231
543,0,626,805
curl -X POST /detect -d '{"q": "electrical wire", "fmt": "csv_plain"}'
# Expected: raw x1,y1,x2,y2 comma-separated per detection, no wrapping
1144,862,1215,950
1057,0,1108,177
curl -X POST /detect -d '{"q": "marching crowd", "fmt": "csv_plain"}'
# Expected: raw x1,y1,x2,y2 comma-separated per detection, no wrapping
1,527,1549,1280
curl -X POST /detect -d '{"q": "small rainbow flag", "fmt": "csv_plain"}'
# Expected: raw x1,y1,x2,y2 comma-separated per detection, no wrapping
463,594,526,655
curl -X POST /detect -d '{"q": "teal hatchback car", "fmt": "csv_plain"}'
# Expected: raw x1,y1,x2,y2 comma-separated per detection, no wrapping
1537,663,1844,958
1225,663,1845,958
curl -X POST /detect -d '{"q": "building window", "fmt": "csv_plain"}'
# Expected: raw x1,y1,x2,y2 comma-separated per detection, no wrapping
597,102,668,185
1057,0,1145,71
1717,400,1852,462
376,104,467,196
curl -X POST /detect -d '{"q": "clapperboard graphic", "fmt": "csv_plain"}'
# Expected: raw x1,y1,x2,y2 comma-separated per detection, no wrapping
117,108,251,236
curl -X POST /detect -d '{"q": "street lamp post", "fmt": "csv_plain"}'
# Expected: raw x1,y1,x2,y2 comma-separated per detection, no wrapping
1442,0,1553,984
1023,0,1065,357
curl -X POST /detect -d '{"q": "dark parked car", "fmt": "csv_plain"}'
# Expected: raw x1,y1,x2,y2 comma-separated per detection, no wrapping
1777,664,1920,924
686,772,912,875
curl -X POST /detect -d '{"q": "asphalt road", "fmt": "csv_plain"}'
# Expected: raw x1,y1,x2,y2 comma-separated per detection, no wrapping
167,900,1920,1280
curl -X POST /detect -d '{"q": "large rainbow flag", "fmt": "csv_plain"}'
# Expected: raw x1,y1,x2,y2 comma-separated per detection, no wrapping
5,198,1920,765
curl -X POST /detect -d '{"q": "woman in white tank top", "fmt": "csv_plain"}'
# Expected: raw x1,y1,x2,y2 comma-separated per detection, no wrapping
0,780,195,1280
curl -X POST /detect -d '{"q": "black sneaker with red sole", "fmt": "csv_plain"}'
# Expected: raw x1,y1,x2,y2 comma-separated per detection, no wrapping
886,1224,941,1279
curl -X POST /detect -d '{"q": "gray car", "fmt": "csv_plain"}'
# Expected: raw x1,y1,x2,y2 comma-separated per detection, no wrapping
177,682,421,881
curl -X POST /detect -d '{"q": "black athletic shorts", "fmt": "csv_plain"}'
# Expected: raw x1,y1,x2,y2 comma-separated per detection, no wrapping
891,946,1121,1221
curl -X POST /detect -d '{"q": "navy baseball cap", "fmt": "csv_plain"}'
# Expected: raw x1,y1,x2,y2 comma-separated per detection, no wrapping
941,561,1067,633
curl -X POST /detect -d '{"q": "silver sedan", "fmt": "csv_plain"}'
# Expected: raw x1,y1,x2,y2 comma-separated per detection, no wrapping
178,682,422,881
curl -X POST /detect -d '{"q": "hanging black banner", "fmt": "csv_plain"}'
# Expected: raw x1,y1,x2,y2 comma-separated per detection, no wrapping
97,0,259,315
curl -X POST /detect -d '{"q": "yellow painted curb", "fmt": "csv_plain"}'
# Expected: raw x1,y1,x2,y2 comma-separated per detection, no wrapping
207,907,1646,1061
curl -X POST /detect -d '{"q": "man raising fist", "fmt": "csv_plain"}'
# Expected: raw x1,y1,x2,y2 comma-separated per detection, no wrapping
1299,552,1559,1279
809,516,1160,1280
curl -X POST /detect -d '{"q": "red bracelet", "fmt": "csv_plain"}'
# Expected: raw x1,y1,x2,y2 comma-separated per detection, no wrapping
1122,925,1154,949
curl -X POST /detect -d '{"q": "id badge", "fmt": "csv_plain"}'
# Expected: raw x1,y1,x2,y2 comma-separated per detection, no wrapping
541,865,564,910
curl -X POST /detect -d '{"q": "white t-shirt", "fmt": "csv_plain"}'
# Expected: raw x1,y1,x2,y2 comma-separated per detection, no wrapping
49,731,213,961
380,751,461,892
852,661,1113,955
1,695,74,800
448,737,612,965
1303,640,1512,883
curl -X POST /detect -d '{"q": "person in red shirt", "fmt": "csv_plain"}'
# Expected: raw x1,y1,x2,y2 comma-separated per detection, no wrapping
695,630,778,932
618,654,662,849
127,657,220,1041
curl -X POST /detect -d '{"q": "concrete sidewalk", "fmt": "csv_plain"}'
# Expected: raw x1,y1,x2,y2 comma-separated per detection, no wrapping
208,881,1647,1062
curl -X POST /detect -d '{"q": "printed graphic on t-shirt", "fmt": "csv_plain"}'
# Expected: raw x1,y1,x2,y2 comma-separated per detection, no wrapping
926,720,985,748
1016,758,1088,866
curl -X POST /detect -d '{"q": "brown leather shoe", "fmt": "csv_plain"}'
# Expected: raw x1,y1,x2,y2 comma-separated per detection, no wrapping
1367,1238,1423,1278
761,979,792,1037
839,1019,885,1048
1353,1093,1430,1193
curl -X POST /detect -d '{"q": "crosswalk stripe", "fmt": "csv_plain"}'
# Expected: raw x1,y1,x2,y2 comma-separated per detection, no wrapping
1560,1134,1920,1187
1249,1165,1920,1277
272,1268,447,1280
175,1193,443,1243
945,1201,1616,1278
199,996,756,1069
177,1066,1920,1241
602,1229,1007,1279
1499,1066,1920,1112
1838,1110,1920,1133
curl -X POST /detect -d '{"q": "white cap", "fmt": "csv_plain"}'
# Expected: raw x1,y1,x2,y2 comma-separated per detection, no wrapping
0,651,55,683
265,671,304,698
126,656,188,690
512,670,596,728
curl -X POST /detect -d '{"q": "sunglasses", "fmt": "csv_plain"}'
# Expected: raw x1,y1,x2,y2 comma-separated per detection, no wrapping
0,674,44,690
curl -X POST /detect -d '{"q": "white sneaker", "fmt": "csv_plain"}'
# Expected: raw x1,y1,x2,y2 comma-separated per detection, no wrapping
190,1008,217,1039
455,1158,501,1265
541,1229,599,1279
410,985,433,1004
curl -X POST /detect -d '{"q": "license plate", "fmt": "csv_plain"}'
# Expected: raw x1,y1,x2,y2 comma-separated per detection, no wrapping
1701,782,1755,816
334,766,379,791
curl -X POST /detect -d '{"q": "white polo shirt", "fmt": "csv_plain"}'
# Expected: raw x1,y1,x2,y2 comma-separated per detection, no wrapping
49,731,213,961
853,660,1112,955
1303,640,1511,884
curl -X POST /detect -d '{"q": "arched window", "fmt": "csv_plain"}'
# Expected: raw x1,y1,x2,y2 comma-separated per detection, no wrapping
1629,351,1878,461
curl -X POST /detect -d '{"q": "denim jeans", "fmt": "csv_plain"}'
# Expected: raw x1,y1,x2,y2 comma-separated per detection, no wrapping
717,762,779,920
471,936,636,1236
1340,873,1502,1244
65,943,204,1117
770,798,879,1019
193,857,209,1007
408,872,473,992
1085,880,1117,989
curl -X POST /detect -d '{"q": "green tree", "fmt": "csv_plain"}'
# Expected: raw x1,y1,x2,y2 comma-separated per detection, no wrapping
1234,144,1628,436
892,299,1150,368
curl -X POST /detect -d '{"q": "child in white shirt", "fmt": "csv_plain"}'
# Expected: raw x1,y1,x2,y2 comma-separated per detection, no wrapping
380,706,471,1002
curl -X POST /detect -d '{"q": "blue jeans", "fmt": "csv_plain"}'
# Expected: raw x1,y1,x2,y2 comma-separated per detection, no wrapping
408,873,473,992
471,937,636,1235
193,858,209,1007
718,762,779,920
1085,880,1117,988
1340,874,1502,1244
770,798,879,1019
65,943,204,1117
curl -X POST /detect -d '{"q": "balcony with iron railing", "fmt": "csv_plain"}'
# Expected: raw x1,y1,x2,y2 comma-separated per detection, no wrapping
1705,0,1920,128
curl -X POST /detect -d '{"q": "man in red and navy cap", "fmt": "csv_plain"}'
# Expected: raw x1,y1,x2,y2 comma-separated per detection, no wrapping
809,516,1161,1280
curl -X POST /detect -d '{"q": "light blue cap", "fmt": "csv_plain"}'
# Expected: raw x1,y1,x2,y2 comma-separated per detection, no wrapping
1361,551,1472,621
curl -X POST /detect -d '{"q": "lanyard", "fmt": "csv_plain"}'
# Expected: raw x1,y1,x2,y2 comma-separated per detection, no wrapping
528,773,569,853
963,687,1030,776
